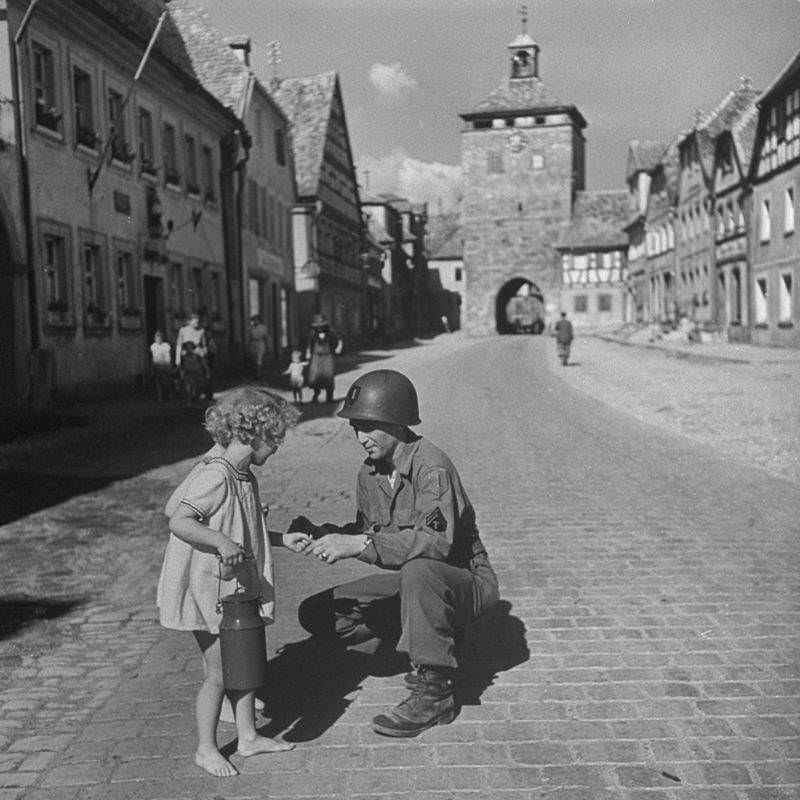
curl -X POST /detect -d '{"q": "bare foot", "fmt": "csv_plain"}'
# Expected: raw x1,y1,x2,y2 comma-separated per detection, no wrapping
236,735,295,757
195,748,238,777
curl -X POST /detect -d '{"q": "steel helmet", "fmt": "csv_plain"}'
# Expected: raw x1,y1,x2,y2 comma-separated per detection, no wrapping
337,369,421,426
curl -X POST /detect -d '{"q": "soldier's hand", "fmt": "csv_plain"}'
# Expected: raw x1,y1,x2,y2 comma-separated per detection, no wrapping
308,533,363,564
282,532,312,552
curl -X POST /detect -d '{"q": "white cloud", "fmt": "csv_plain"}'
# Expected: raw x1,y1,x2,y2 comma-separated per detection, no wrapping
359,148,462,213
369,62,418,100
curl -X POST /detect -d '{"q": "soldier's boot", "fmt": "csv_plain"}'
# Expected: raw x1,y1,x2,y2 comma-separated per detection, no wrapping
372,666,456,737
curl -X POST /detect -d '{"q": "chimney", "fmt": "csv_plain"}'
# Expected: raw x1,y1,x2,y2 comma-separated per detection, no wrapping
226,36,251,67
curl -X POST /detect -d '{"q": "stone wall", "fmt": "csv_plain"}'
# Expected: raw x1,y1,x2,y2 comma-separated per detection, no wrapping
460,121,580,335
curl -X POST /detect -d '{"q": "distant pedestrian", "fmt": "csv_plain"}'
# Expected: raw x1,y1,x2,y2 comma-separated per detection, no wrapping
305,314,342,403
150,330,174,402
157,388,307,777
249,315,270,380
180,341,209,407
441,314,451,333
282,349,308,404
554,312,574,366
175,312,207,365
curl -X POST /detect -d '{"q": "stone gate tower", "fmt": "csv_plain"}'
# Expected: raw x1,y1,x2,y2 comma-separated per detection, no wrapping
459,10,587,335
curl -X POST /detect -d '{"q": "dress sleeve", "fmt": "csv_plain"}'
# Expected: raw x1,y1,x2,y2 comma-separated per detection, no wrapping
179,465,229,521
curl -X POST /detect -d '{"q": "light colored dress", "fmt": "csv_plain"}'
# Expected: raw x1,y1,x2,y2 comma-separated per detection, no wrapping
157,456,275,634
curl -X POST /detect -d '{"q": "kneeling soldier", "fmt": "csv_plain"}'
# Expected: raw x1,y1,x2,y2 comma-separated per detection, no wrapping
290,369,500,737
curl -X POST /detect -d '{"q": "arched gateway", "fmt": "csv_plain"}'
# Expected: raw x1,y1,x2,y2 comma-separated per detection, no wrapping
495,278,545,334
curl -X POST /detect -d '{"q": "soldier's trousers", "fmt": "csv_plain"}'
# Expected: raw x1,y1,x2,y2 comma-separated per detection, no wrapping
298,557,499,669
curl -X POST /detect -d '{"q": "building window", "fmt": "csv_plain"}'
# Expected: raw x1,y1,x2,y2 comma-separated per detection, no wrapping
73,67,96,148
574,295,588,313
108,89,132,163
779,273,793,323
42,231,69,310
487,151,504,174
454,267,463,282
32,41,60,132
82,238,110,326
201,145,215,202
247,179,259,235
785,186,795,234
169,262,185,319
184,134,199,194
138,108,156,176
163,123,180,186
598,294,612,312
190,266,203,312
274,128,286,166
115,247,139,316
754,277,768,325
760,199,771,242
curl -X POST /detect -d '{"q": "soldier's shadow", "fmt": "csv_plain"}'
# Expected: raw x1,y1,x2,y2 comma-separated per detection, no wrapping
455,599,530,706
256,638,368,743
255,600,528,740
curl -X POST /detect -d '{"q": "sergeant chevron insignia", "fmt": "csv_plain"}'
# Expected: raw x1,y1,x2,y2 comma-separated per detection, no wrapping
425,507,447,532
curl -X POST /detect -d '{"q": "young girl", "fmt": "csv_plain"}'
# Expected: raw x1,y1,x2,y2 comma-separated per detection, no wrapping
157,388,310,777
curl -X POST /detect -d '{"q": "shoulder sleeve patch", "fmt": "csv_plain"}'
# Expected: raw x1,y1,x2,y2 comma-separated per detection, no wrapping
421,468,448,500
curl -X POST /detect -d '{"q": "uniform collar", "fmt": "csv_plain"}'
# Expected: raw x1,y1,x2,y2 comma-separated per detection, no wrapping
366,433,421,479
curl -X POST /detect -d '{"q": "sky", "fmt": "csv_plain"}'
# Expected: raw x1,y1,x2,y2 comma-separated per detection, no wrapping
199,0,800,212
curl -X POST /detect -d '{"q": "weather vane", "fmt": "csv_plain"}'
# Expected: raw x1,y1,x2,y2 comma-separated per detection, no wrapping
519,4,528,34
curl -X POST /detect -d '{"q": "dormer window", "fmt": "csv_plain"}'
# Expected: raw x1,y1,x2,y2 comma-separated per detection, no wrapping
511,50,530,78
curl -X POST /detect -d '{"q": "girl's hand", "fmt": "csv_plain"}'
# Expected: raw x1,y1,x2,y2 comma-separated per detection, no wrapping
216,537,245,566
282,532,312,552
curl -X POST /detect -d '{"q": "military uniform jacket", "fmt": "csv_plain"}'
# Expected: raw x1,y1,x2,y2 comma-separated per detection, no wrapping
350,436,488,570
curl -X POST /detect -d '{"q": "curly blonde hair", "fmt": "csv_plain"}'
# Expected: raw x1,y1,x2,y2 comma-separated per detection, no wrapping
204,387,300,448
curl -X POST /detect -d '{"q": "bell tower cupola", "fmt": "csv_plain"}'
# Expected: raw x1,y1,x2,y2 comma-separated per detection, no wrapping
509,4,539,80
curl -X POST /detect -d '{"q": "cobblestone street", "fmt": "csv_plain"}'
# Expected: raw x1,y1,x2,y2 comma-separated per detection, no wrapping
0,333,798,800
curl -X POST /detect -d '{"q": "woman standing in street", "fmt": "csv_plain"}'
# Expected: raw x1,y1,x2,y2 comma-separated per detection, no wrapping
305,314,342,403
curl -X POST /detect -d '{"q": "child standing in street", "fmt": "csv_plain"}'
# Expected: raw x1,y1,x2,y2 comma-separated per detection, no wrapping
157,388,310,777
282,349,308,404
150,330,174,402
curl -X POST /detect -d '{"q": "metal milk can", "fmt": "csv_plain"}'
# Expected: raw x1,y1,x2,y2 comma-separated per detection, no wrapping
218,588,269,690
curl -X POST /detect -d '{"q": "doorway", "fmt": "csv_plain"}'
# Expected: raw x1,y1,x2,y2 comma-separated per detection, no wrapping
143,275,165,351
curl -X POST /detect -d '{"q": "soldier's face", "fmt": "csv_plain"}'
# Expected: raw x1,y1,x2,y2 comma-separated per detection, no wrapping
350,420,401,463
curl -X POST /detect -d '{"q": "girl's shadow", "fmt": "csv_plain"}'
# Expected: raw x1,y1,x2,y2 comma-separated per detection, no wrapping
255,638,367,742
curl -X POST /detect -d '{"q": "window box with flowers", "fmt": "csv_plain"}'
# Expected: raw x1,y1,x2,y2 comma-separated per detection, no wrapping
84,302,111,330
119,305,142,330
46,298,73,327
204,188,217,205
77,126,100,151
140,158,158,179
111,140,135,166
187,182,201,197
36,103,62,133
165,169,181,188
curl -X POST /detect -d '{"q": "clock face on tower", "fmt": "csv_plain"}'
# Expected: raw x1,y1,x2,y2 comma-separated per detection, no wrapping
508,129,527,153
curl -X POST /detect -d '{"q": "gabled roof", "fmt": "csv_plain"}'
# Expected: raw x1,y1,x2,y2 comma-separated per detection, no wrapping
426,214,462,260
460,77,586,128
167,0,251,117
625,140,666,181
77,0,238,123
556,191,629,250
758,48,800,107
731,102,759,175
680,82,760,177
273,72,338,197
